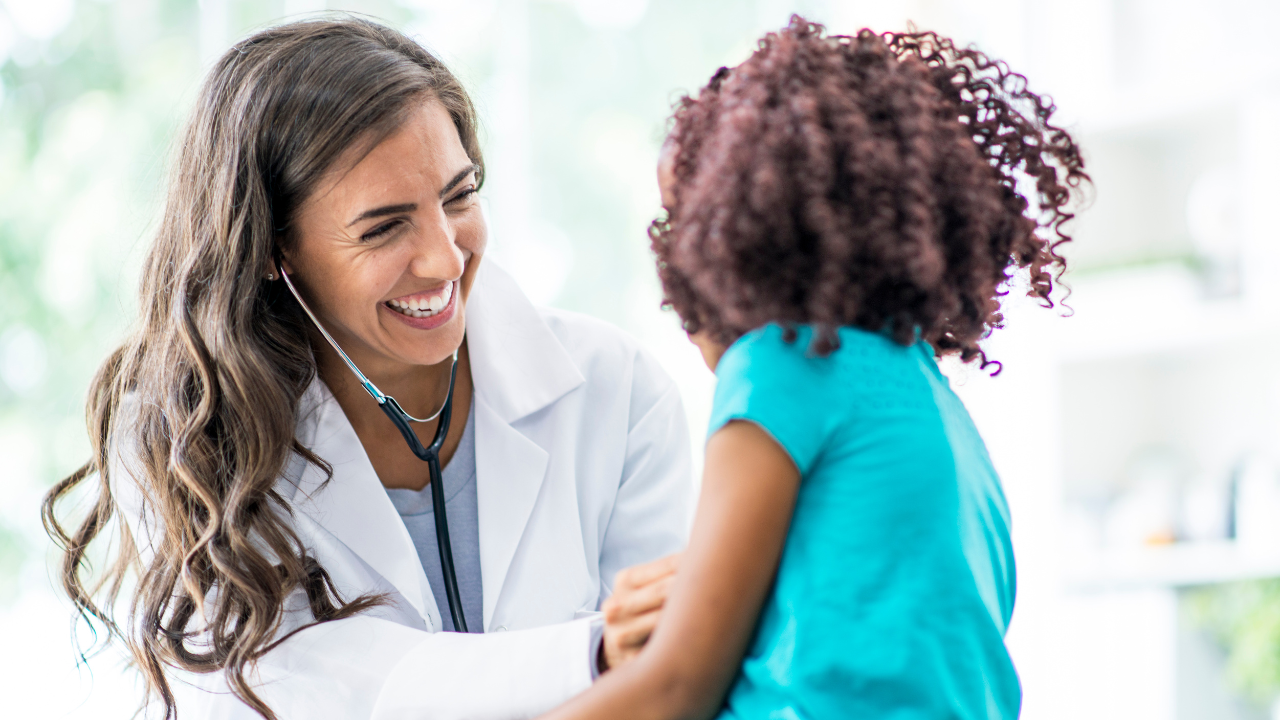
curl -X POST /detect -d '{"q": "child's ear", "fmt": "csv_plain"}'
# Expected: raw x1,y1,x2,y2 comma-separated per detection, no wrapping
657,138,679,210
688,331,727,372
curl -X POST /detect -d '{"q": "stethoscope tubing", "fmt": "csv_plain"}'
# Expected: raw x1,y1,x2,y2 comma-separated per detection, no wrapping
378,361,468,633
278,265,469,633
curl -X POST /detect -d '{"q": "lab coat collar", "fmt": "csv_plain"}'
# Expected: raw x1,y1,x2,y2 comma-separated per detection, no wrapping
465,261,585,424
466,260,586,630
288,383,441,630
282,260,586,633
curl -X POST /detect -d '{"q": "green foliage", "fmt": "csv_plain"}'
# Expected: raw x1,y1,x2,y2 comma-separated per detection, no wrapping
0,0,206,603
0,520,25,603
1188,579,1280,704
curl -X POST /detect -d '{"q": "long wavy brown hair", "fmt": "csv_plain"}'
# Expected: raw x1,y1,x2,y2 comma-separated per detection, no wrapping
652,16,1088,366
41,17,483,719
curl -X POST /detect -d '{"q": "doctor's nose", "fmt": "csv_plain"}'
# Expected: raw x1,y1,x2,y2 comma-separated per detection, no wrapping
406,214,467,281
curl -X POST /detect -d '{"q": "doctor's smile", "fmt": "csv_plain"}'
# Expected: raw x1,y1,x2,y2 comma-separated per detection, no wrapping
383,280,458,326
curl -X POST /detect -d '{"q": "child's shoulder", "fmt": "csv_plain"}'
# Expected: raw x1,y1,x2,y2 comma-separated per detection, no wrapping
717,325,814,384
718,324,942,416
724,323,924,373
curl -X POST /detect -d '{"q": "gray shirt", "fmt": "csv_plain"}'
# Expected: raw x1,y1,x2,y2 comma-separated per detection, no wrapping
384,403,483,632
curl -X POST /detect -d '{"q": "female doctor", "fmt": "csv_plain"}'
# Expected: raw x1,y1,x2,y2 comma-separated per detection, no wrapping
42,16,691,720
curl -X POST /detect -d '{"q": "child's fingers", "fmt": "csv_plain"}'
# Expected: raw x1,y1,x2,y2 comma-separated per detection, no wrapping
612,552,681,592
603,575,674,623
614,611,657,651
603,607,662,670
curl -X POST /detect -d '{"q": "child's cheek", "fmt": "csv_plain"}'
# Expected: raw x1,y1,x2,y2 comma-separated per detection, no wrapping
689,332,727,371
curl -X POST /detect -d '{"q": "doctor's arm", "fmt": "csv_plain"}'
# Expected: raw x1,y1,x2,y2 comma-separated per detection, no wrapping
590,349,694,669
541,420,801,720
598,350,694,588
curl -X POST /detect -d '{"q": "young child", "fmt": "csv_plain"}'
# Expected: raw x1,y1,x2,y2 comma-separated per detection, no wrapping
546,16,1086,720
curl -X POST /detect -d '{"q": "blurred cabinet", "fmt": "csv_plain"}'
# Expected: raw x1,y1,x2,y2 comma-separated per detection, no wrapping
1057,82,1280,578
1049,86,1280,719
955,87,1280,720
1057,280,1280,587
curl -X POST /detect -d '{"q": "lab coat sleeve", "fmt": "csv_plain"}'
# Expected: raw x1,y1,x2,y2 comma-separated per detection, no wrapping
597,348,694,595
370,617,598,720
173,616,598,720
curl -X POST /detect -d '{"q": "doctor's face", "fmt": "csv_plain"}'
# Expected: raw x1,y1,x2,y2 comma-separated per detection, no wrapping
284,99,485,371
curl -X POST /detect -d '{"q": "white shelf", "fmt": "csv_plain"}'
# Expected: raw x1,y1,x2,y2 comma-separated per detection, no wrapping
1064,541,1280,592
1042,266,1280,364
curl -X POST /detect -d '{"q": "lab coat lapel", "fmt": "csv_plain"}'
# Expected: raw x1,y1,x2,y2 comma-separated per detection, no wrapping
467,262,585,630
287,382,443,631
473,397,548,630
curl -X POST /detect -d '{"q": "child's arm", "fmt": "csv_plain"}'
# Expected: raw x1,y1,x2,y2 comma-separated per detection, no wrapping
541,419,801,720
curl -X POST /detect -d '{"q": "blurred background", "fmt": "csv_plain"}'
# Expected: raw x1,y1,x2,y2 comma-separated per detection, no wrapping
2,0,1279,717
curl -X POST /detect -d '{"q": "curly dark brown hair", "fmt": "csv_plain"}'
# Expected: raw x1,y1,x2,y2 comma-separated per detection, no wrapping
651,16,1088,368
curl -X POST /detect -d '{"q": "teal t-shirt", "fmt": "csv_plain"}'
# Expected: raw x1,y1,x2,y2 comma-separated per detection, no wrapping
709,325,1019,720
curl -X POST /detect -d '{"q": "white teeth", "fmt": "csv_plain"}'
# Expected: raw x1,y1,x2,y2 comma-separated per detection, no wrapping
387,282,454,319
388,302,433,318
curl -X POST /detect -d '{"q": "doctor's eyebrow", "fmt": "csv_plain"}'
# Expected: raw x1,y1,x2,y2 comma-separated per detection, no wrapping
347,203,416,227
439,163,480,198
344,164,480,227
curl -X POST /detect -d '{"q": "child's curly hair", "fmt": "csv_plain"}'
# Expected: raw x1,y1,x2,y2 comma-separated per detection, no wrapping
651,16,1089,368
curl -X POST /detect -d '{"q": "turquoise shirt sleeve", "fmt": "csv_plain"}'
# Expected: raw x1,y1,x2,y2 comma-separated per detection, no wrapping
708,325,834,475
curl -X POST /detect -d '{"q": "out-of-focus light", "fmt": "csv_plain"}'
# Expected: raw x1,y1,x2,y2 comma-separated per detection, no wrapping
492,218,575,306
401,0,498,59
0,325,48,396
1186,164,1243,296
283,0,327,15
1186,164,1241,261
2,0,73,41
574,0,648,29
0,14,14,67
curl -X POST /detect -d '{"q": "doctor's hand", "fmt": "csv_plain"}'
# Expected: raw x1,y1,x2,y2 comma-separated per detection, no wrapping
599,553,681,672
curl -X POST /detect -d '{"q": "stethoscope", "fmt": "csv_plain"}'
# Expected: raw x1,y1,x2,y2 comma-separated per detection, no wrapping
278,265,470,633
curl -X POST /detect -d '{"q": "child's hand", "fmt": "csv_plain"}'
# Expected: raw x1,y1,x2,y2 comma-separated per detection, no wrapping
600,553,681,671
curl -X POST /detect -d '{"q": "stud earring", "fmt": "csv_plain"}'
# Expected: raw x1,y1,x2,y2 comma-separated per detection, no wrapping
266,271,275,280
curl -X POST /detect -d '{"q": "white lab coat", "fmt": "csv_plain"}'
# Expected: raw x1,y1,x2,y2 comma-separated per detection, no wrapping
113,261,693,719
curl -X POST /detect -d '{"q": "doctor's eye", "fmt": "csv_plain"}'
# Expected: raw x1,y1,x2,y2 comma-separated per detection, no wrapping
361,219,404,242
445,186,478,207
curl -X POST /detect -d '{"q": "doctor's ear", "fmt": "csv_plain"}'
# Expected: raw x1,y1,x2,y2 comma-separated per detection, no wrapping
264,261,286,281
267,251,295,281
